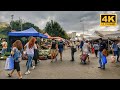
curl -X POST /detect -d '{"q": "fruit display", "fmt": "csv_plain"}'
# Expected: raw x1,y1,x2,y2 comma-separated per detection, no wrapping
39,49,50,56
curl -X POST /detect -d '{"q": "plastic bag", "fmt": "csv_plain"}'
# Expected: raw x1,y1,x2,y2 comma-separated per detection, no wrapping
102,55,107,64
4,56,14,71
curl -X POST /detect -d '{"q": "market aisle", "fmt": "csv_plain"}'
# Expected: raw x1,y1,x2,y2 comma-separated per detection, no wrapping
1,48,120,79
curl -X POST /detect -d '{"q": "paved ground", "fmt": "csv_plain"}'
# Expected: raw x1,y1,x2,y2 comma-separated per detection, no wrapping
0,48,120,79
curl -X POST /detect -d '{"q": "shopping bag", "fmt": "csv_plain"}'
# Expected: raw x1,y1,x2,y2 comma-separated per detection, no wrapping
4,56,14,71
102,55,107,64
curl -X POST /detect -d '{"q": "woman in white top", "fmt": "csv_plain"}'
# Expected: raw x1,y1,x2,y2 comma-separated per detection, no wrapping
24,37,36,75
82,40,90,62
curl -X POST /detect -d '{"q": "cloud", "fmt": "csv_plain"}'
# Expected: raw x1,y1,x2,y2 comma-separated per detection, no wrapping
0,11,119,35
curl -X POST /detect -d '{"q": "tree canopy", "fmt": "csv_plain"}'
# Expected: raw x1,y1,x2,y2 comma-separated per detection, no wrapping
44,20,68,39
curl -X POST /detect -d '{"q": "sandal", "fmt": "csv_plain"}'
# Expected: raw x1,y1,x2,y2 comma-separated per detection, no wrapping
8,74,12,77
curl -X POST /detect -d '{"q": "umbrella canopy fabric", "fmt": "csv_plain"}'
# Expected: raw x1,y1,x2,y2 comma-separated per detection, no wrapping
8,27,48,38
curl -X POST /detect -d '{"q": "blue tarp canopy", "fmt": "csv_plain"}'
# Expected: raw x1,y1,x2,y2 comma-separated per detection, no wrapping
8,27,48,38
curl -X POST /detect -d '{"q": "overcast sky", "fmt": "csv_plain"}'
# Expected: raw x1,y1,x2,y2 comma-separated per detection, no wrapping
0,11,119,35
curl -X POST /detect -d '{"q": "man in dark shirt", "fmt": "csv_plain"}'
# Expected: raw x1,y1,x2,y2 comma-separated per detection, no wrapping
98,38,106,70
51,39,58,62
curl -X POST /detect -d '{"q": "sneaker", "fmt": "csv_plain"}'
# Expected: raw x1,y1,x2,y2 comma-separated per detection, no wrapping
32,66,35,69
25,70,30,75
28,70,30,74
25,71,29,75
98,67,101,68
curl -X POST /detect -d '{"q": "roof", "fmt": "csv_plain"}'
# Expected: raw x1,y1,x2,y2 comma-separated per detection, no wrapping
94,31,116,37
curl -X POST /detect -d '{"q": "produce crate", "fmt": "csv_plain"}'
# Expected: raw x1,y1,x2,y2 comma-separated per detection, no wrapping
39,49,50,56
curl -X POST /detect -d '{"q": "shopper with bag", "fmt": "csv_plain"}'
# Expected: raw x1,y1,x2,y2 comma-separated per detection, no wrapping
101,49,108,69
8,40,23,79
82,40,90,62
24,37,36,75
98,38,106,70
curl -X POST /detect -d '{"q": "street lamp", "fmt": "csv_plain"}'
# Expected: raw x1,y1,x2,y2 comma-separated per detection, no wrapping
19,17,22,31
80,20,84,35
10,15,14,30
80,20,84,40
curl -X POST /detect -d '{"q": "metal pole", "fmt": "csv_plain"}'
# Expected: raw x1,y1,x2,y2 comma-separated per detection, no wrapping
19,17,22,31
20,18,22,31
11,15,14,30
83,20,84,35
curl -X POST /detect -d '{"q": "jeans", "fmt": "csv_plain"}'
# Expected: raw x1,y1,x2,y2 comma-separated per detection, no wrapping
98,51,105,68
95,50,98,57
1,48,7,55
26,54,34,71
113,51,119,61
71,47,75,61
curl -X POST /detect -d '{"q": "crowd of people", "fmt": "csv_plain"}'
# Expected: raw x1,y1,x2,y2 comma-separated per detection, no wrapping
0,37,120,79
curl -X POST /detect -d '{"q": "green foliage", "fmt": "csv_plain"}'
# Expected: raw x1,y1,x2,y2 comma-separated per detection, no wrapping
0,20,44,38
44,20,68,39
4,52,11,56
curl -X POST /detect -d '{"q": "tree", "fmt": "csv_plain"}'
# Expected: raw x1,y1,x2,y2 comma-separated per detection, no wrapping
0,20,44,38
44,20,68,39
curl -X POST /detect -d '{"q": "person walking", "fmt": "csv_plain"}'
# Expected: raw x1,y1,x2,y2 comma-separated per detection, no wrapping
76,40,80,50
112,40,119,62
33,41,40,66
58,39,64,61
93,41,99,57
1,39,7,56
82,40,90,62
70,41,76,61
8,40,23,79
24,37,36,75
80,40,84,54
98,38,106,70
50,39,58,62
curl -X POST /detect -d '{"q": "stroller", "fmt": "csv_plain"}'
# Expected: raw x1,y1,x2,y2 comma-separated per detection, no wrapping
80,52,89,64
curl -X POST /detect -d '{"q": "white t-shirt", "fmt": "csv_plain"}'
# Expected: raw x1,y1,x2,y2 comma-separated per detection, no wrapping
25,43,35,55
82,43,89,53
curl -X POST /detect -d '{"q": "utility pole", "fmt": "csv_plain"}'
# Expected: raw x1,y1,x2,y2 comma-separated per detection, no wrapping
80,20,84,38
19,17,22,31
11,15,14,30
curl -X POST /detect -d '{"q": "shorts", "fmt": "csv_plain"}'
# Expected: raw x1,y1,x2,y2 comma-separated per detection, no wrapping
14,61,20,72
51,49,56,54
59,48,63,53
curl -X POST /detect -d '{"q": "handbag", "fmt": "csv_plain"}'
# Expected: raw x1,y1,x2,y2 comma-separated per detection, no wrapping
73,48,77,52
4,56,14,71
102,55,107,64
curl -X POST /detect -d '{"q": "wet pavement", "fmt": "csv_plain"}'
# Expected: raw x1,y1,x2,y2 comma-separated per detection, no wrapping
0,48,120,79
